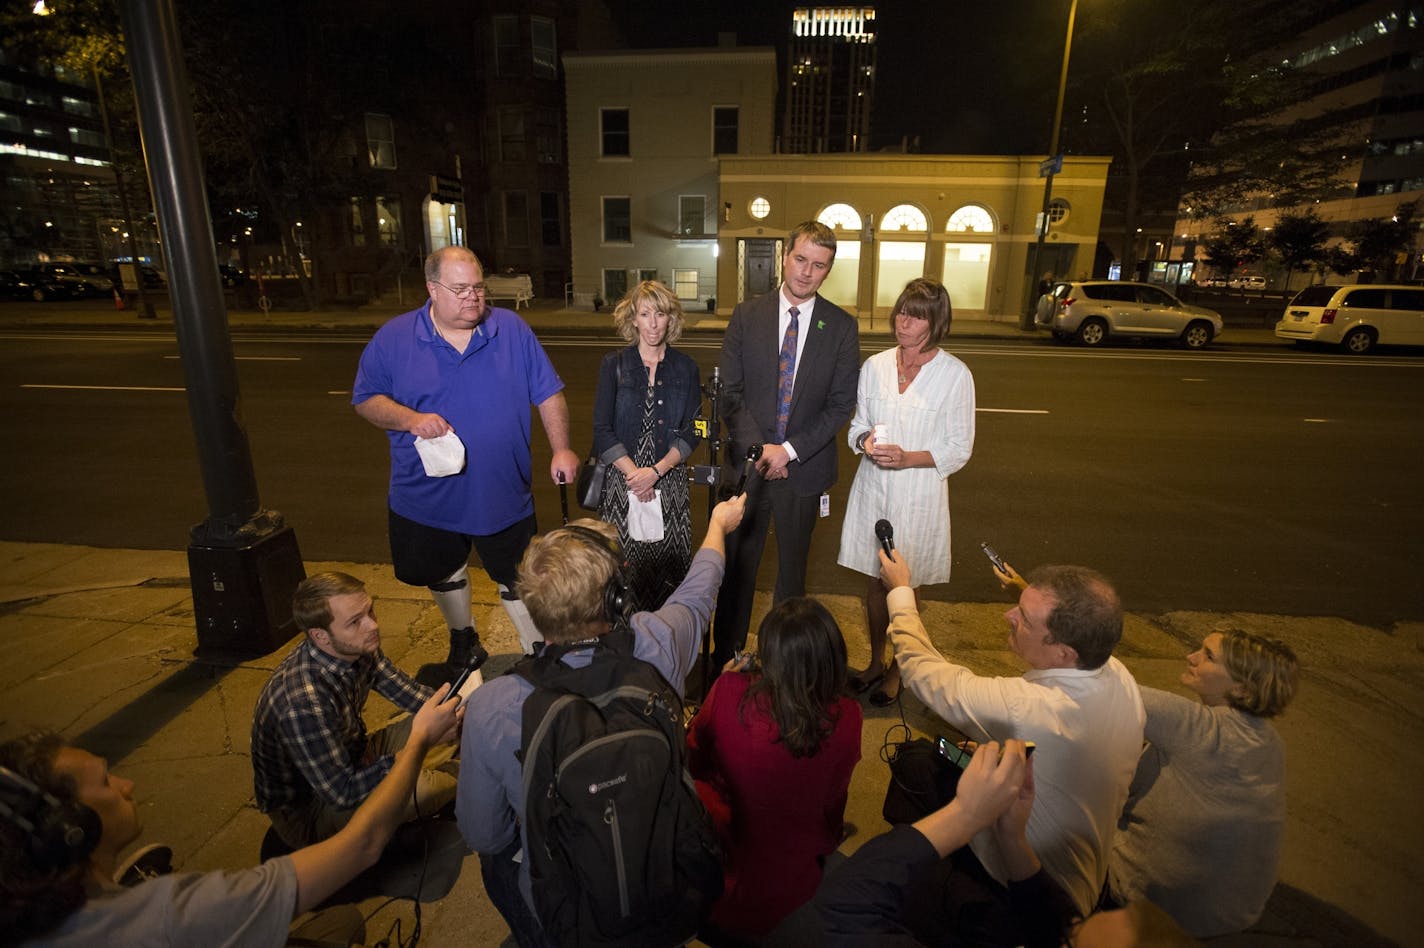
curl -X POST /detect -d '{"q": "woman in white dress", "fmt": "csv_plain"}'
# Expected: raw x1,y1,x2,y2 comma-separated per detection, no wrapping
837,278,975,705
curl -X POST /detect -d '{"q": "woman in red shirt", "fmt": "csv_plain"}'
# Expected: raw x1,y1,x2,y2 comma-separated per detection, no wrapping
688,597,863,939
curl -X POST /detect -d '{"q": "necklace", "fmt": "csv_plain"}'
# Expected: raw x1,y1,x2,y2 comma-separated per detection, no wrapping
433,318,473,350
896,346,922,385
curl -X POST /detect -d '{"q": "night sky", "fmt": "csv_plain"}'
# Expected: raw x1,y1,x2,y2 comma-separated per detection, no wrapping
603,0,1069,155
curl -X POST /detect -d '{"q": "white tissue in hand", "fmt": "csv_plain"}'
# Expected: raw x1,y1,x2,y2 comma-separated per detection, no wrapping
626,490,665,542
413,430,466,477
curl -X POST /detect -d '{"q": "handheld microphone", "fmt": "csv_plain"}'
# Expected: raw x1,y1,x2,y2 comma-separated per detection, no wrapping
735,444,764,496
875,519,895,558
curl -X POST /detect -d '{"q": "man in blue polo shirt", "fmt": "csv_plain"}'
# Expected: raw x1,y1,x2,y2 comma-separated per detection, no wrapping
353,247,580,683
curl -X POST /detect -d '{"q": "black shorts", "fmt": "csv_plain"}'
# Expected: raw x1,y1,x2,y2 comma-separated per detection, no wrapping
388,509,537,592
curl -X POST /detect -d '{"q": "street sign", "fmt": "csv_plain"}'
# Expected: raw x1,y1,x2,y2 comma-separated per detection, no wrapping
1039,155,1063,177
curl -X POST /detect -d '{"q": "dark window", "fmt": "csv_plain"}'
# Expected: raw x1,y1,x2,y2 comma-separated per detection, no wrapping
679,196,706,236
603,267,628,301
1342,289,1388,308
504,191,529,247
602,196,631,243
601,108,630,157
1391,289,1424,311
1083,283,1136,302
1290,285,1339,306
499,108,525,162
535,108,562,164
1137,286,1177,306
494,16,520,78
531,16,557,79
713,106,738,154
540,191,562,246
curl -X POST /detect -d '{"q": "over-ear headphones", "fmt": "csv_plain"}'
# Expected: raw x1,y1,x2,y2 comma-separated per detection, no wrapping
561,525,630,623
0,764,101,871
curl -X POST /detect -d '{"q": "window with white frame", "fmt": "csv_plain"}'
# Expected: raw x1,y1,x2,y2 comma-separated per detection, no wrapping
365,113,396,169
531,16,557,78
818,203,862,231
601,108,630,157
946,204,995,233
603,196,631,243
673,268,699,299
882,204,927,232
679,195,706,236
603,268,628,301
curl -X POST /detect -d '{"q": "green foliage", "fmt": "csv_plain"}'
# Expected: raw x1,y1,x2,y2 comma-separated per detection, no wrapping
1203,216,1265,275
1269,209,1329,273
1349,201,1419,279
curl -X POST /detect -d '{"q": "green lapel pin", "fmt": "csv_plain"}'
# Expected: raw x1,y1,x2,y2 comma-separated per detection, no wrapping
817,319,825,330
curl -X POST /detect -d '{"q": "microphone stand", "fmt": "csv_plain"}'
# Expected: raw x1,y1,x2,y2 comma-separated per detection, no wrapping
691,366,724,701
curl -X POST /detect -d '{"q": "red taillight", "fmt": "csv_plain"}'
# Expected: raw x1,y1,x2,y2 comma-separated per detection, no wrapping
1060,297,1075,308
1321,308,1337,324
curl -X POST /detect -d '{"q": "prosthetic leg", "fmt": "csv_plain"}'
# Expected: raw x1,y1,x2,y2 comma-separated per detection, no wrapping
418,566,489,687
498,585,544,655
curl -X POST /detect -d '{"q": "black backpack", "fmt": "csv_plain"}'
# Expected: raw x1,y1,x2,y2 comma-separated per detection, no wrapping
514,627,723,948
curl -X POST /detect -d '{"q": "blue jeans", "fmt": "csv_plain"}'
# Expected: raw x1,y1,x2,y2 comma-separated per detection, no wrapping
479,838,550,948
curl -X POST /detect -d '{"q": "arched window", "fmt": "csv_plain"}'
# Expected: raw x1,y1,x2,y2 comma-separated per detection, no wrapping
946,204,995,234
881,204,927,232
818,203,862,231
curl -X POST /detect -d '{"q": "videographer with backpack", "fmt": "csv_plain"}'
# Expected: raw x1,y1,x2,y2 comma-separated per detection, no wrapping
456,494,746,948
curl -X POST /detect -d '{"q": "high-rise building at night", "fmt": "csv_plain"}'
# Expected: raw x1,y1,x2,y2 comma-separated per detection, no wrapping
782,7,876,154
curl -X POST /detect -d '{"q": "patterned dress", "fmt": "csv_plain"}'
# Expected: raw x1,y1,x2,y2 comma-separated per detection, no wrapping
599,369,693,611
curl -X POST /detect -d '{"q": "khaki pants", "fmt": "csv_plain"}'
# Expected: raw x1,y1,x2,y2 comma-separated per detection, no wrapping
270,715,458,850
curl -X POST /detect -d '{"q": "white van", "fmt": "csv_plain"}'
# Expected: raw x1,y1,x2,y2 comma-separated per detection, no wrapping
1275,284,1424,353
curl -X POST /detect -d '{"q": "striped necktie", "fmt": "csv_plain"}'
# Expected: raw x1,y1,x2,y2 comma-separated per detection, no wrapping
775,306,799,441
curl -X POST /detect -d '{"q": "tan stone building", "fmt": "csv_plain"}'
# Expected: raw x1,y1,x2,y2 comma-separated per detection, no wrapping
563,47,778,309
716,153,1110,320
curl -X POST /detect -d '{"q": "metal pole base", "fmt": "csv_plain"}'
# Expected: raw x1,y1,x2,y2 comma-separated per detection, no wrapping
188,524,306,659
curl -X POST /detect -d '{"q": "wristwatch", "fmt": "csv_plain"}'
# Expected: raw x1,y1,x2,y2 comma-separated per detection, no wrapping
855,431,871,452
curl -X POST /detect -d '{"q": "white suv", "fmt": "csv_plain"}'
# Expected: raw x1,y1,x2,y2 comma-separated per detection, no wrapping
1041,280,1224,349
1275,284,1424,354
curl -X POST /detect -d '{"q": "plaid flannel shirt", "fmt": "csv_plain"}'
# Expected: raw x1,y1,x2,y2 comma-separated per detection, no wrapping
252,638,430,811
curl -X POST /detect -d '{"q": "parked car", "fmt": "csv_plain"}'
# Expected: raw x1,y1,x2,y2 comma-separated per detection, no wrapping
1228,274,1268,290
1275,284,1424,354
13,267,84,302
1202,276,1230,288
30,262,112,298
0,269,40,300
1043,280,1224,349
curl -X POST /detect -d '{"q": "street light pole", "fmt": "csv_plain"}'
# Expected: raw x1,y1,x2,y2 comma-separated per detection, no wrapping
1021,0,1080,331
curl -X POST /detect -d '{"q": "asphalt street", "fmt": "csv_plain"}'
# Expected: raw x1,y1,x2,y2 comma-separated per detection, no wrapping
2,329,1421,628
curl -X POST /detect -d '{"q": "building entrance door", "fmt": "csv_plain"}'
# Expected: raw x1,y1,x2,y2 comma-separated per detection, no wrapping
742,239,777,302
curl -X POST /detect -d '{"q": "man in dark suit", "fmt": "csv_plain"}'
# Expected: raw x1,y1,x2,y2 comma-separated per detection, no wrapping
712,220,860,670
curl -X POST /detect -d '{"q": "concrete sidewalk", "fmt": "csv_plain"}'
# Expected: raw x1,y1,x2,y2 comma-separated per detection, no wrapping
1,540,1417,946
0,292,1291,347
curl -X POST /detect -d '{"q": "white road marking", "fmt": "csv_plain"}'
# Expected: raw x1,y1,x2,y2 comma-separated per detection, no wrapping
328,390,349,396
1304,418,1331,423
977,408,1049,414
21,383,184,392
163,355,300,361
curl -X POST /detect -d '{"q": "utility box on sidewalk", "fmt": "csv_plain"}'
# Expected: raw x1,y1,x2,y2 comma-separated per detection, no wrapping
188,526,306,658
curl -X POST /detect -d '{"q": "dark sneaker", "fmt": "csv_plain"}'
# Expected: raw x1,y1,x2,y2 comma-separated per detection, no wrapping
114,843,173,886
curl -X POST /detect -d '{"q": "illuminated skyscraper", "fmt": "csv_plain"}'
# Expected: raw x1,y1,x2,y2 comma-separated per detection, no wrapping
782,7,876,153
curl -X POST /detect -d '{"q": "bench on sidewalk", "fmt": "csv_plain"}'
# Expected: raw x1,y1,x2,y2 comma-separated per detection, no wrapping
485,274,534,309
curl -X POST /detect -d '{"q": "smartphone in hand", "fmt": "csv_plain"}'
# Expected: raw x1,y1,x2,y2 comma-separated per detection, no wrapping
980,542,1006,571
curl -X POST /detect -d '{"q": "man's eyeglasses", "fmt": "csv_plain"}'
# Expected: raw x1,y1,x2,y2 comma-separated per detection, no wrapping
432,280,487,299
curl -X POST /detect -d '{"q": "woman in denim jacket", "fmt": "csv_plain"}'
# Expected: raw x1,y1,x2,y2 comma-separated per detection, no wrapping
591,280,703,609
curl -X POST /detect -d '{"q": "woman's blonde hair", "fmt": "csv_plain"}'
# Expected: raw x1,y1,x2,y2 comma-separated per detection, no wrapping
613,280,685,344
1218,628,1300,718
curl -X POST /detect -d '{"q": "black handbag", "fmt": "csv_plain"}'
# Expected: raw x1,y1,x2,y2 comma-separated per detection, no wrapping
575,456,606,511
